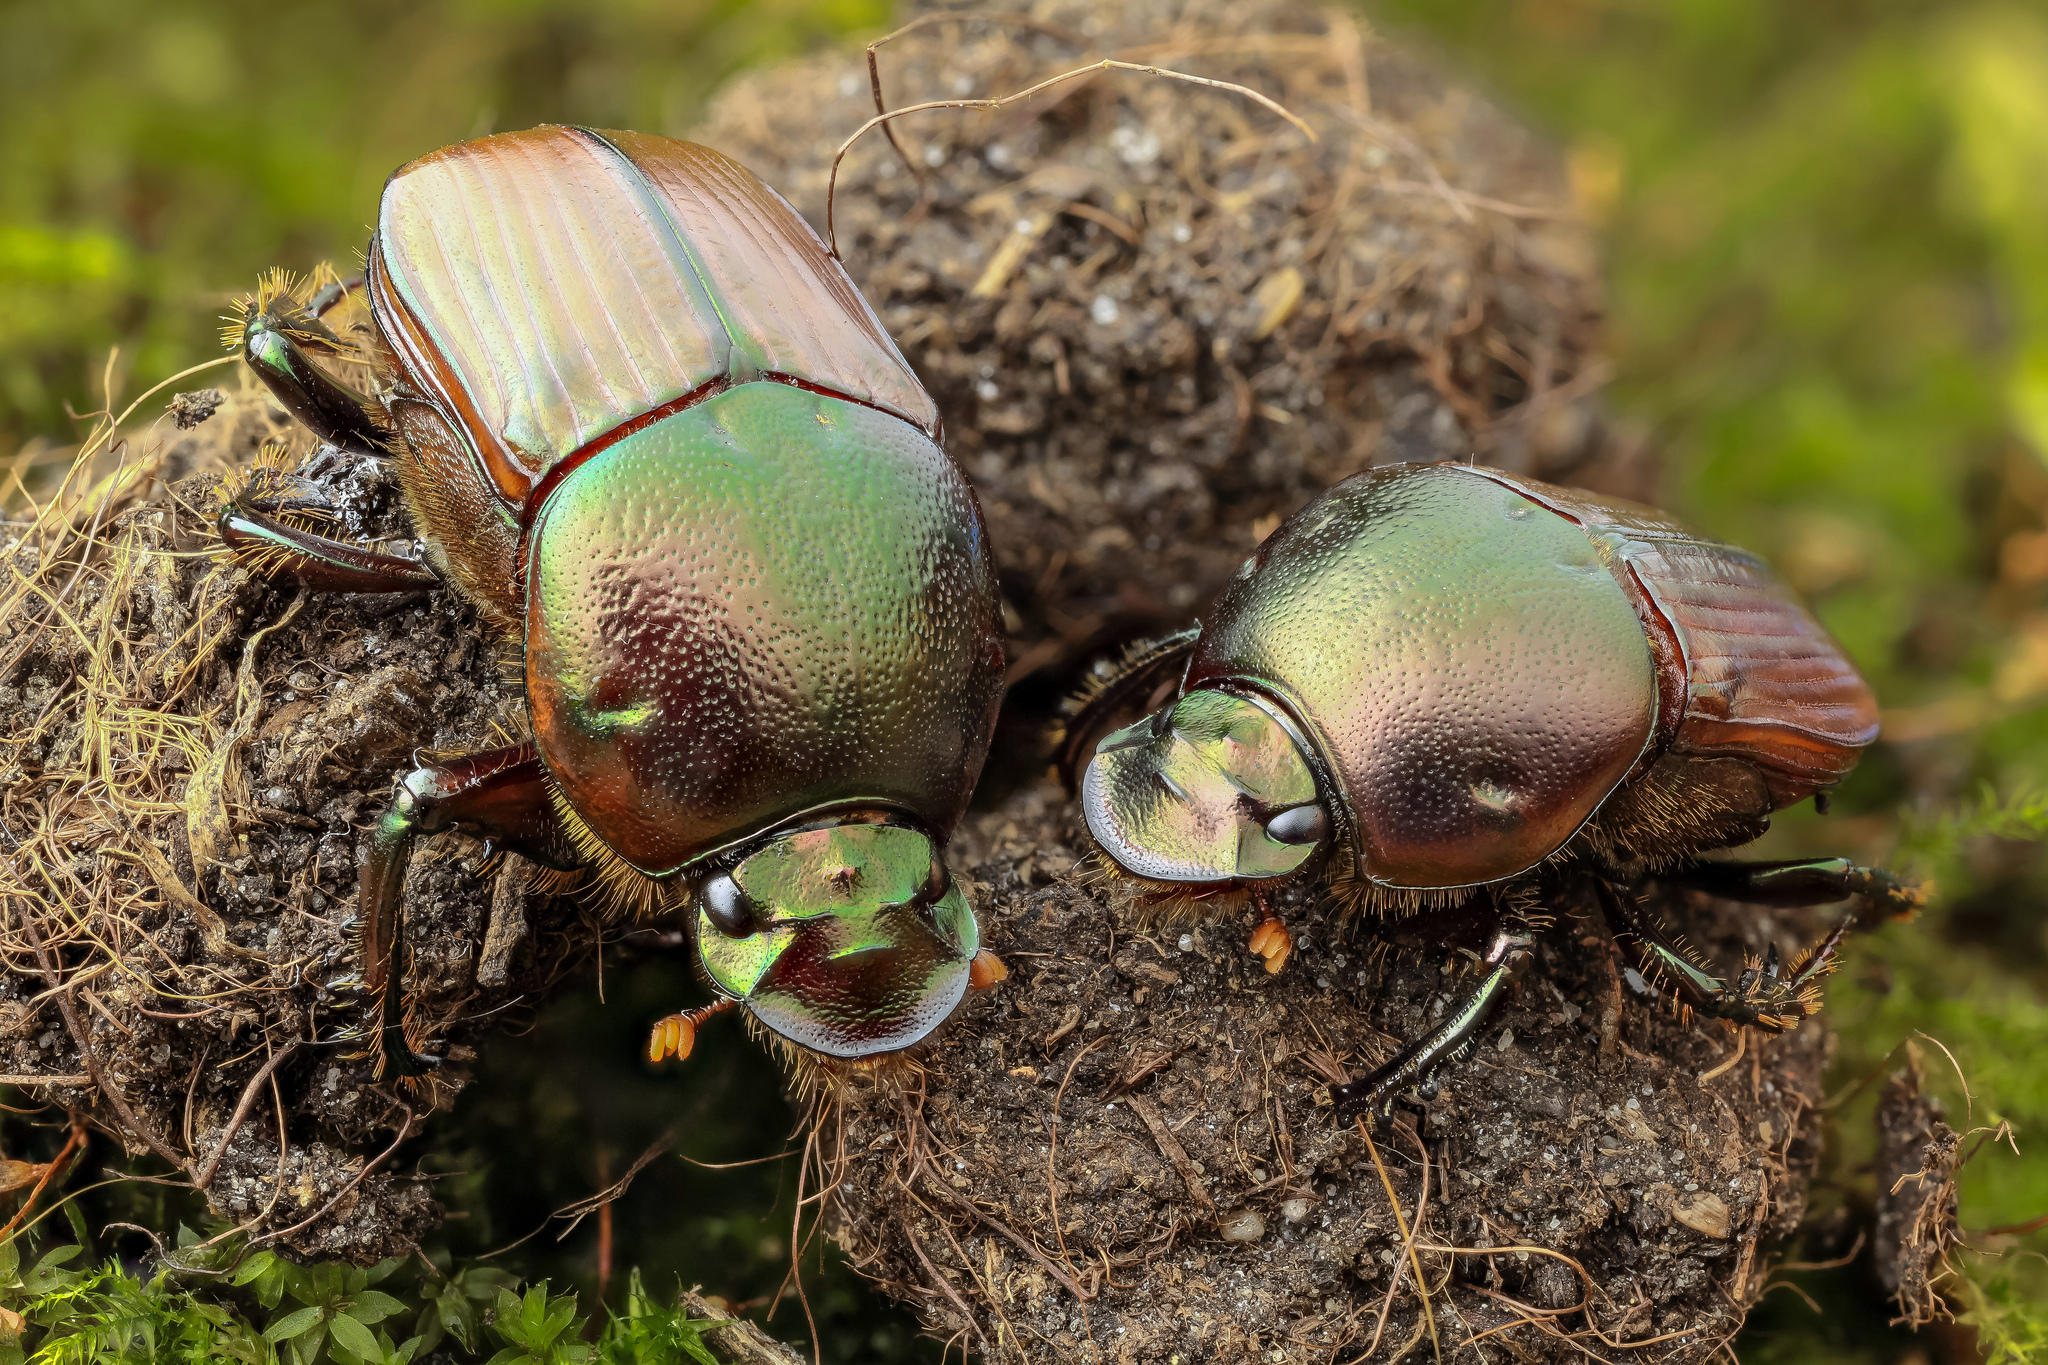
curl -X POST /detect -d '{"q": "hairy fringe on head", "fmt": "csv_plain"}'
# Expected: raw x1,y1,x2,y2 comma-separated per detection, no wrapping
754,1013,972,1113
1069,845,1257,925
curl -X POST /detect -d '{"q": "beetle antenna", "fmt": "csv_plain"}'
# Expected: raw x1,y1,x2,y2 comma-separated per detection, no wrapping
826,58,1316,257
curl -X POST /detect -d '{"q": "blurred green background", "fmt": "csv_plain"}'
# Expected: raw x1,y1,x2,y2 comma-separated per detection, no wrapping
8,0,2048,1360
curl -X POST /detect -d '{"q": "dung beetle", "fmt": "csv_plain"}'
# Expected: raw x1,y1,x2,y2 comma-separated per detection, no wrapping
218,126,1009,1078
1060,461,1918,1117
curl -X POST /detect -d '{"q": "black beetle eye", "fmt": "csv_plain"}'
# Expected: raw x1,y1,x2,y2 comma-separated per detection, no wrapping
701,873,755,937
919,854,951,905
1264,803,1330,847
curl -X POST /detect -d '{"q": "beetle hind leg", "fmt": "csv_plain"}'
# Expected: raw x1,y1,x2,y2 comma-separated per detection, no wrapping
1594,869,1908,1033
218,456,440,595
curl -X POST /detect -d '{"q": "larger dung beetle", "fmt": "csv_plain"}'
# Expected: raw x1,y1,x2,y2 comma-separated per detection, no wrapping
217,126,1008,1079
1060,461,1918,1118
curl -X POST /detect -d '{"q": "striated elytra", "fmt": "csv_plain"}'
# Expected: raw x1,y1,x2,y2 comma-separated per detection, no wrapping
219,126,1007,1077
1065,461,1919,1118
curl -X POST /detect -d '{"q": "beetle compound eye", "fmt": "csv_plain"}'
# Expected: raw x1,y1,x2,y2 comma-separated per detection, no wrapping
920,853,952,906
701,873,756,937
1264,803,1330,847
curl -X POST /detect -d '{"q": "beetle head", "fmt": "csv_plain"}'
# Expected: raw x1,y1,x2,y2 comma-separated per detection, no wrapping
692,821,979,1059
1081,688,1329,885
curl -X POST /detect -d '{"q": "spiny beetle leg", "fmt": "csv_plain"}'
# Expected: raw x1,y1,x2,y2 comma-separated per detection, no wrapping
1053,625,1201,791
235,287,386,456
1323,927,1535,1121
303,275,366,321
1661,856,1924,918
647,997,739,1064
1593,876,1887,1033
357,742,577,1080
219,503,438,594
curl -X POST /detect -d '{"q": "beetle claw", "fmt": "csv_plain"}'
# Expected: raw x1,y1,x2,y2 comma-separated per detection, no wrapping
1248,915,1293,974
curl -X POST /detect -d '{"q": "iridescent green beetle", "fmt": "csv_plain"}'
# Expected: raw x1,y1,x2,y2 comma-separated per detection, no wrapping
1061,462,1918,1117
218,126,1008,1076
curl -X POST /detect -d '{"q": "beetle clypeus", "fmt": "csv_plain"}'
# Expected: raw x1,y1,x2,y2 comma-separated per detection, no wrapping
218,126,1009,1079
1061,461,1918,1118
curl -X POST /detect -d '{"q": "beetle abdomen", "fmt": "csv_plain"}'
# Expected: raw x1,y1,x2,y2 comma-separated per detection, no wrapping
1472,472,1880,809
1187,463,1659,890
368,126,936,509
522,383,1004,877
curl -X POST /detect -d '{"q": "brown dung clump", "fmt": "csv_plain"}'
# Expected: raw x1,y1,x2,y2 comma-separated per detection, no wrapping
0,0,1841,1356
0,369,583,1261
696,0,1643,711
702,2,1830,1358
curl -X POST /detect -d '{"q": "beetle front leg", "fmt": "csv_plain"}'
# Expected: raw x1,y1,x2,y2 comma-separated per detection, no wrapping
355,743,578,1079
1323,927,1536,1121
231,275,387,455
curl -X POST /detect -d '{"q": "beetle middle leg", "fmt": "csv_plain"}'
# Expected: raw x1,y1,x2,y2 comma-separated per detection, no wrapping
354,742,579,1078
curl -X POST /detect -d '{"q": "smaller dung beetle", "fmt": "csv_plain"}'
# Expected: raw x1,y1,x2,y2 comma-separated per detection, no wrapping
1060,461,1918,1118
217,126,1009,1080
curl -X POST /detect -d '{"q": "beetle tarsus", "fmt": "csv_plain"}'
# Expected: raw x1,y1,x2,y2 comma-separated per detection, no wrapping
1326,928,1534,1121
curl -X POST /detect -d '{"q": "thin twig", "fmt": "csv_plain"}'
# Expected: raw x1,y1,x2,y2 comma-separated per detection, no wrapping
16,900,191,1174
1699,1027,1747,1083
195,1039,298,1190
255,1095,415,1244
864,12,1088,182
827,58,1315,254
1353,1119,1437,1361
0,1120,87,1241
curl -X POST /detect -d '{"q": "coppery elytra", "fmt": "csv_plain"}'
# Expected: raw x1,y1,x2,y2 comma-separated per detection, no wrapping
1060,461,1919,1118
218,126,1010,1080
